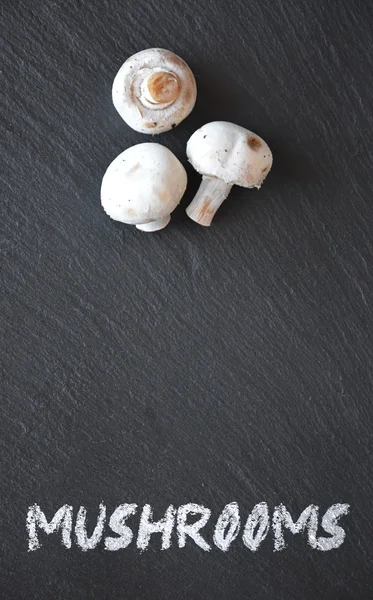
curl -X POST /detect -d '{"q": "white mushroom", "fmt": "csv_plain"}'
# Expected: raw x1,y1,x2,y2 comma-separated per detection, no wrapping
185,121,273,226
101,143,187,232
112,48,197,134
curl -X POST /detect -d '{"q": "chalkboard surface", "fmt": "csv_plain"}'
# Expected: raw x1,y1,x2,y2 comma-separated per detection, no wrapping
1,0,373,598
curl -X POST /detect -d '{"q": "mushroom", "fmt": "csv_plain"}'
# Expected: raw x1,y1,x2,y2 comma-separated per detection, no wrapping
112,48,197,134
185,121,273,226
101,143,187,231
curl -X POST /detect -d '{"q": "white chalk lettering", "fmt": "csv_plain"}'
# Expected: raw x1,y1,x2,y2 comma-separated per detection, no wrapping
25,501,350,552
75,503,106,551
105,504,138,551
177,503,211,551
315,503,350,551
26,504,73,551
272,504,319,551
137,504,176,550
242,502,270,551
213,502,241,551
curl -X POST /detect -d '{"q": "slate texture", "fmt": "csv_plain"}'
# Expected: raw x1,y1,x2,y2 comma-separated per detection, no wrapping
1,0,373,598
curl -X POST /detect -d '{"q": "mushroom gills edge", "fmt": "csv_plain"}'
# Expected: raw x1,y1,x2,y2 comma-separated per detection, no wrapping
136,214,171,232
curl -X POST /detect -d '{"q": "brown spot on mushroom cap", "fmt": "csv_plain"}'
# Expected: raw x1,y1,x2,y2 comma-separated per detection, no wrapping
247,136,262,151
147,71,181,104
126,163,140,176
261,166,269,173
198,197,214,225
144,121,158,128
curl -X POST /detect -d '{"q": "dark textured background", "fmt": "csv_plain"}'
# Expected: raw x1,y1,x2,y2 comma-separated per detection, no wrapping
1,0,373,598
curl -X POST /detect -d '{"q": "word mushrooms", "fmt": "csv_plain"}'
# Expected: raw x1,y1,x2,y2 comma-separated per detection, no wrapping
112,48,197,134
101,143,187,232
27,502,350,553
185,121,273,226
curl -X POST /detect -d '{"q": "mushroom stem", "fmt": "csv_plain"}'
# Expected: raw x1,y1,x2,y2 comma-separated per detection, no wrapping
141,70,180,107
136,215,171,232
186,176,233,226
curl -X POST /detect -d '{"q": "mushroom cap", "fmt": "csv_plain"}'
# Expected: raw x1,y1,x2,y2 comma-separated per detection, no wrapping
187,121,273,188
101,143,187,225
112,48,197,134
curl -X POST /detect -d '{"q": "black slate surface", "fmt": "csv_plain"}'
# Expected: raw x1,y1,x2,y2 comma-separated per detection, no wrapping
1,0,373,598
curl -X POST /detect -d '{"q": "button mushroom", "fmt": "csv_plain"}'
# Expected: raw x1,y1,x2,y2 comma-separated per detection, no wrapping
112,48,197,134
185,121,273,226
101,143,187,232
